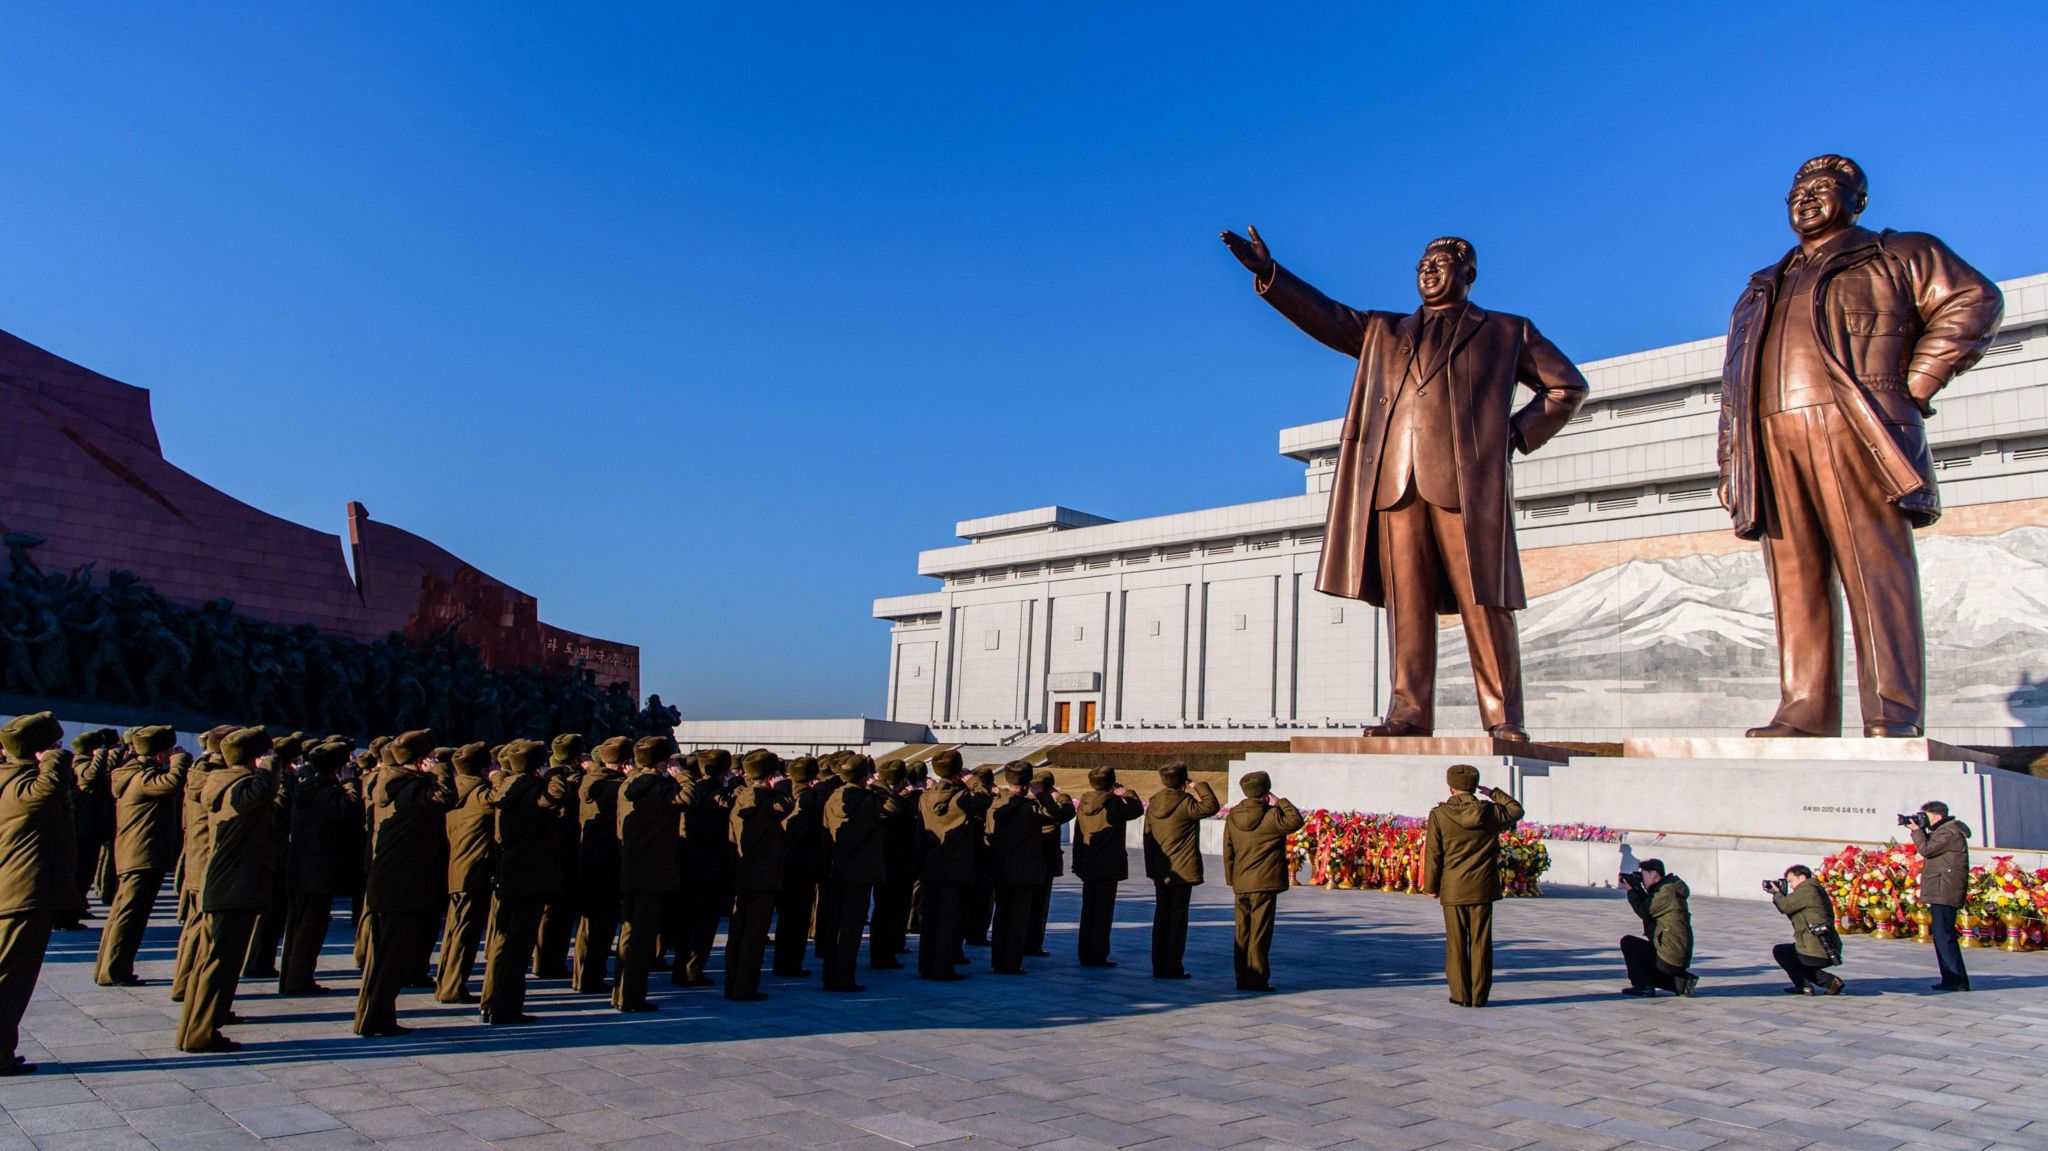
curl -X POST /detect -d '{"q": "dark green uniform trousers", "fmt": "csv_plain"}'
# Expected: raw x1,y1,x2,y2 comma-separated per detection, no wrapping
1,913,54,1067
435,892,488,1003
723,891,774,999
917,883,965,979
1077,879,1117,965
574,898,619,994
355,910,431,1035
94,869,165,985
990,883,1032,974
822,882,871,989
483,896,546,1018
1232,891,1277,989
175,909,257,1051
1442,901,1494,1006
613,893,665,1009
870,876,911,963
278,892,334,993
170,889,204,1001
671,882,726,985
1151,882,1192,977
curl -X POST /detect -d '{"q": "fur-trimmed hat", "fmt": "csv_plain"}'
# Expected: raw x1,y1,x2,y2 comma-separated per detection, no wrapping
128,725,177,757
1001,762,1031,786
633,735,676,769
504,739,550,774
929,748,963,776
452,742,490,774
1,712,63,759
698,748,732,775
306,740,351,771
875,758,905,788
1087,767,1116,790
1033,769,1055,789
741,749,780,781
221,726,273,768
71,727,118,755
551,733,587,766
1447,763,1480,792
835,754,874,783
1240,771,1271,799
594,736,633,767
787,756,818,783
389,729,436,766
272,734,306,764
1158,762,1189,788
200,725,236,755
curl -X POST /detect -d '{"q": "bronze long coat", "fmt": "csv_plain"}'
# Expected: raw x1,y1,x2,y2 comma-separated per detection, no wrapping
1717,226,2003,538
1258,265,1588,610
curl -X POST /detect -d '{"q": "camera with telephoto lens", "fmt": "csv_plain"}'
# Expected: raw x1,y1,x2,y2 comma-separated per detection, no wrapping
1618,870,1644,891
1761,878,1789,896
1897,811,1931,830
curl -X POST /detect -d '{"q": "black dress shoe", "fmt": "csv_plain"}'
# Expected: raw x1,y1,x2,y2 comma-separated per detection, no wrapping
773,969,812,978
436,992,478,1005
869,960,905,970
922,973,966,983
1821,975,1846,995
1153,971,1192,980
1027,950,1052,958
991,968,1027,976
0,1058,36,1077
1675,975,1698,997
1487,724,1531,742
724,991,770,1002
479,1011,537,1025
1864,723,1923,738
1746,721,1823,738
1621,986,1655,997
1363,722,1431,738
182,1036,241,1053
677,976,716,988
822,983,867,993
279,984,331,996
99,975,149,987
1079,960,1117,968
357,1024,412,1037
1783,985,1811,995
617,1002,660,1013
1237,984,1277,993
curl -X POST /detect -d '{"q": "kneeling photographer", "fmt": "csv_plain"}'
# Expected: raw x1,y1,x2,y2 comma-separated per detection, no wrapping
1618,859,1696,997
1766,866,1845,995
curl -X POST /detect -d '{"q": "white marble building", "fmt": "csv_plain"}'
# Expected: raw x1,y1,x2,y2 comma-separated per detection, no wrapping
876,273,2048,744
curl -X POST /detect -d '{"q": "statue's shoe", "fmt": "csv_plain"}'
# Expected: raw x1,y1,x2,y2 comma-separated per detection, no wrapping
1363,722,1432,738
1744,721,1824,738
1486,724,1530,742
1863,723,1923,738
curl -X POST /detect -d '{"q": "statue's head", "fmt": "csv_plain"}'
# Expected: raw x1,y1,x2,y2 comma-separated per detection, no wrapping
1786,154,1866,240
1416,237,1476,307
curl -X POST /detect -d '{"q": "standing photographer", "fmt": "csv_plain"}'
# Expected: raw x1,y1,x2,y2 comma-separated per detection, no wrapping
1766,865,1844,995
1907,801,1970,992
1617,860,1696,998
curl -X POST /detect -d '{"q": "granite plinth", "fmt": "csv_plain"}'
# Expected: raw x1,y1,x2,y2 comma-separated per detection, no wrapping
1622,736,1997,766
1291,735,1574,763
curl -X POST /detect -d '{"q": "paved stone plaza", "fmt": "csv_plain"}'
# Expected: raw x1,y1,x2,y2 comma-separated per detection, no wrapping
7,866,2048,1151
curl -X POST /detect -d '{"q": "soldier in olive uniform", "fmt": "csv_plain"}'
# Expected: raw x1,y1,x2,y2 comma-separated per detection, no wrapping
1422,764,1523,1007
481,739,567,1024
278,740,360,995
726,750,790,1001
1222,771,1303,992
965,765,998,949
94,725,186,986
0,712,81,1076
176,727,280,1053
774,756,827,978
436,742,495,1004
170,725,232,1003
1027,769,1074,958
917,750,990,981
1072,767,1141,967
869,758,918,969
60,728,117,931
672,749,732,988
355,731,455,1037
985,763,1046,975
573,736,630,994
534,734,587,979
1143,763,1220,980
242,733,303,979
821,755,890,990
615,736,686,1012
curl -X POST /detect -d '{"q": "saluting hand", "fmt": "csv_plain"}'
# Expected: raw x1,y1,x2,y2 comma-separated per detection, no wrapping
1220,225,1275,278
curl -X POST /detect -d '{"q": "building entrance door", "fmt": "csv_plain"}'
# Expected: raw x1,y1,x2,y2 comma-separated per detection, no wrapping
1053,701,1071,733
1079,700,1098,734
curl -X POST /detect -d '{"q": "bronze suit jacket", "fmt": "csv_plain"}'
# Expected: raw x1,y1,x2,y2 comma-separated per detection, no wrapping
1717,226,2003,538
1258,265,1588,610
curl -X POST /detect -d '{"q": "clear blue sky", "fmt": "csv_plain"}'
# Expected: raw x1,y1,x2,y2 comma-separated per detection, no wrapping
4,4,2045,718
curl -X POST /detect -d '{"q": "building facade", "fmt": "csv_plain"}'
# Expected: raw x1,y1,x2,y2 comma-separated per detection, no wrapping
874,273,2048,745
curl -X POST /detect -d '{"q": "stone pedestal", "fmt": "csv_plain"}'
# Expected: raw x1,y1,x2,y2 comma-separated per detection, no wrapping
1291,735,1576,763
1621,736,1998,766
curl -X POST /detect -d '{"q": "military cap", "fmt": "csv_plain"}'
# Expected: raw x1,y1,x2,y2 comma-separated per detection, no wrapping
633,735,675,768
1446,763,1480,792
305,741,351,770
200,725,235,755
551,733,587,766
451,742,491,774
71,727,118,755
929,748,963,775
972,764,995,784
388,729,435,765
1033,769,1055,788
787,755,818,783
1240,770,1271,799
221,726,273,768
741,749,781,780
698,748,733,775
835,754,874,783
353,751,378,775
367,733,392,758
432,745,457,765
908,761,930,783
1,712,64,758
1158,762,1189,788
127,725,177,757
1087,766,1116,790
594,736,633,766
505,738,550,773
272,734,306,764
1001,762,1031,786
875,758,905,788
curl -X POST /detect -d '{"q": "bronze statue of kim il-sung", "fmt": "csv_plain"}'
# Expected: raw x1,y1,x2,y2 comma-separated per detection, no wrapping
1222,228,1588,740
1718,155,2004,739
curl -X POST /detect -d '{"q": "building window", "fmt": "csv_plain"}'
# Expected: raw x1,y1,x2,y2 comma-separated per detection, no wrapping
1148,620,1162,636
1070,626,1085,642
984,631,1001,651
1663,485,1714,504
1594,494,1640,512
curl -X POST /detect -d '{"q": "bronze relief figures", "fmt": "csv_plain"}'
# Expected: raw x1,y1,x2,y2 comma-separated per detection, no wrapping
1221,228,1588,740
1718,156,2003,738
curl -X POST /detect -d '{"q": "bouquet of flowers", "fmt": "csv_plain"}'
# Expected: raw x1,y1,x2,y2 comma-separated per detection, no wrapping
1287,809,1582,897
1818,843,2047,950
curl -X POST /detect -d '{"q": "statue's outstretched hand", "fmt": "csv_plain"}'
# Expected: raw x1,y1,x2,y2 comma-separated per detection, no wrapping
1221,225,1274,278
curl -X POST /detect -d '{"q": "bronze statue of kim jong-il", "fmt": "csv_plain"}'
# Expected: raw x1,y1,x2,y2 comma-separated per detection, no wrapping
1222,228,1588,740
1718,155,2003,739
